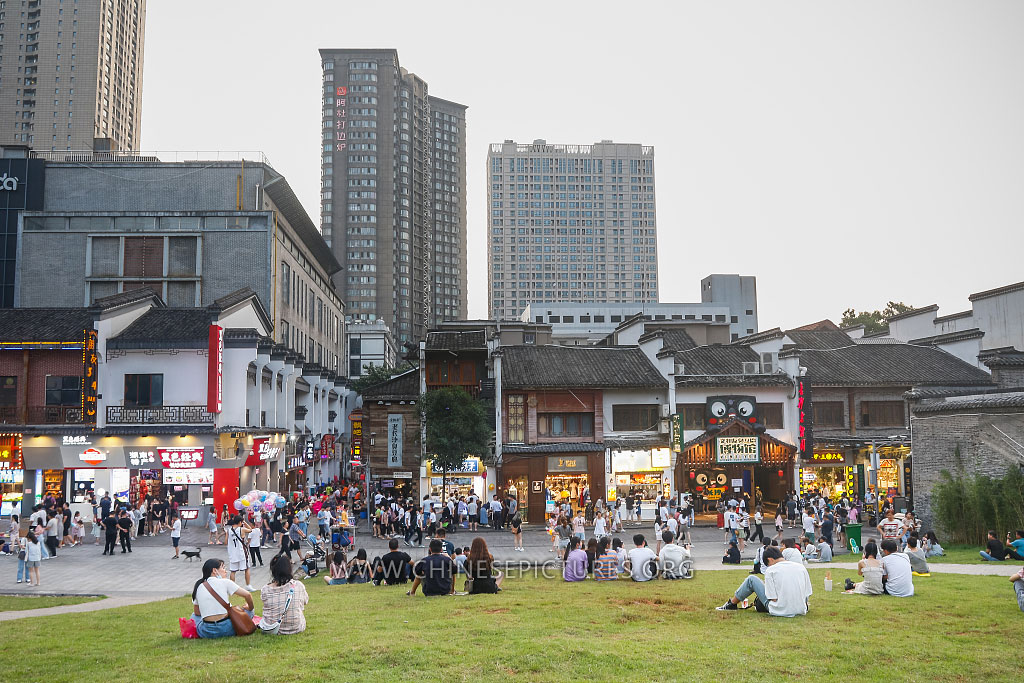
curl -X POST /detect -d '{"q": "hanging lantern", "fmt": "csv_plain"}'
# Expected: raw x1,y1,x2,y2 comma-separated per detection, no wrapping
689,471,695,480
778,469,785,478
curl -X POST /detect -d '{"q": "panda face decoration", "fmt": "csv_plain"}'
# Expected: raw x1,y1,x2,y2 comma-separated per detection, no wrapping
710,401,727,419
737,400,755,418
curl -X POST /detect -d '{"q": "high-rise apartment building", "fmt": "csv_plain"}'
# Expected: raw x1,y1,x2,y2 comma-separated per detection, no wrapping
0,0,146,151
318,48,467,344
487,139,658,321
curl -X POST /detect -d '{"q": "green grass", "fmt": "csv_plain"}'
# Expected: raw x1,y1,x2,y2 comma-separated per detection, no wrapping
1,570,1020,683
0,594,102,612
925,544,1023,565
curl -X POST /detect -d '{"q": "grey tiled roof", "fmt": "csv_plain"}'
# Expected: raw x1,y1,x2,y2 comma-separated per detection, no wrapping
912,391,1024,413
424,330,486,351
672,344,759,374
969,280,1024,302
503,442,604,454
908,328,985,346
885,304,938,322
500,345,665,388
0,309,98,342
91,288,163,310
797,343,993,387
675,374,792,388
108,308,217,348
362,368,420,400
785,320,855,349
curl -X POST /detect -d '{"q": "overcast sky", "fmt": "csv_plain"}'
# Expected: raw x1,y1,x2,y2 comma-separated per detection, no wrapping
141,1,1024,329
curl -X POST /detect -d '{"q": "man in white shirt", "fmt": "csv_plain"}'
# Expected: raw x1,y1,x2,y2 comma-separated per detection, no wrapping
626,534,658,582
880,539,914,597
717,547,812,616
781,538,804,564
724,505,738,546
801,507,817,543
658,531,692,579
666,513,679,539
169,514,182,559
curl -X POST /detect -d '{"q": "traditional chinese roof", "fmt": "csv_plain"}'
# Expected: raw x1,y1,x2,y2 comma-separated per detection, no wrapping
108,308,219,349
424,330,487,351
678,416,796,452
500,345,665,389
911,390,1024,414
361,368,420,400
0,309,98,343
502,442,603,454
969,280,1024,302
795,343,993,387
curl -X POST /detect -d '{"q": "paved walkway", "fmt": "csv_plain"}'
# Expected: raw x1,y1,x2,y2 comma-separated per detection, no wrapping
0,521,1016,620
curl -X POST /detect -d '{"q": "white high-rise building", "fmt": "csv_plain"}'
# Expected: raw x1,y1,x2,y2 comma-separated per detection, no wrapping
487,139,658,321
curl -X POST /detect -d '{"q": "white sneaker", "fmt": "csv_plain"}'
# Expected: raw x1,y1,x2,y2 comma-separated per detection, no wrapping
16,579,22,583
245,584,256,591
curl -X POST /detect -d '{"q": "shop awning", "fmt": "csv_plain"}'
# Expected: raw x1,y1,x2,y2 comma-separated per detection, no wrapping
502,442,603,455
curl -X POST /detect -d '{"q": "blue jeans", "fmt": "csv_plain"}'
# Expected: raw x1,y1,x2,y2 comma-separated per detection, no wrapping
980,551,1004,561
734,575,767,604
17,557,26,581
191,610,253,639
40,540,49,559
1015,579,1024,613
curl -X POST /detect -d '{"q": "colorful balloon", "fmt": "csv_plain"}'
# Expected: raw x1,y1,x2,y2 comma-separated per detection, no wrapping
233,500,243,511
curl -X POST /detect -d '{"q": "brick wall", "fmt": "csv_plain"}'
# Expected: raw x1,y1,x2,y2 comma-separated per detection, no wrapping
0,349,83,414
910,409,1024,527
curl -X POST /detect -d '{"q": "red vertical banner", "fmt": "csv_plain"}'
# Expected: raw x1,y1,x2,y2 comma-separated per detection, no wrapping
208,325,224,413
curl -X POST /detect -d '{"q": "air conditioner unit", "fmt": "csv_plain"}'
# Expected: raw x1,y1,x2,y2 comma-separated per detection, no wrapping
742,361,760,375
658,420,670,434
674,361,685,375
660,403,671,418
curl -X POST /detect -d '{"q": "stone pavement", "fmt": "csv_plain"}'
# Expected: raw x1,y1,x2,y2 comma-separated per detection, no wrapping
0,520,1017,620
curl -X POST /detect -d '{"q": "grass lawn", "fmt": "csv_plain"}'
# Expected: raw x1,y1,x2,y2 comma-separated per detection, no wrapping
0,594,102,612
1,569,1020,682
924,544,1024,565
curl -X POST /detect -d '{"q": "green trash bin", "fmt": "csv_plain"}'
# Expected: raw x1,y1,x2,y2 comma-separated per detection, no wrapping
846,523,863,553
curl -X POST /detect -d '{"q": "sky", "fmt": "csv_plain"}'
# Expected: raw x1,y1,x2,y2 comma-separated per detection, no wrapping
140,1,1024,330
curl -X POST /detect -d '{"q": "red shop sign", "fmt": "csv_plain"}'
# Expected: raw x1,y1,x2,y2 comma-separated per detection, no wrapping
159,447,205,469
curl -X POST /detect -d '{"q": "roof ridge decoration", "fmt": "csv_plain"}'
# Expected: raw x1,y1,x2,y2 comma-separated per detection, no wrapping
968,280,1024,302
884,304,939,323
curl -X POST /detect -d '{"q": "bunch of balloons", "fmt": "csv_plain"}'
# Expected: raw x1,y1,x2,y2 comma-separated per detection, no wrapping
232,490,287,513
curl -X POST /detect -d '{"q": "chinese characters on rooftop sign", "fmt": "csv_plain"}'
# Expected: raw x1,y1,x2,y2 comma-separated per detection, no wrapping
335,86,348,152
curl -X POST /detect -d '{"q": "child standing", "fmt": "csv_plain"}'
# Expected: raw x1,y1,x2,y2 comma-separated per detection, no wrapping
248,524,264,566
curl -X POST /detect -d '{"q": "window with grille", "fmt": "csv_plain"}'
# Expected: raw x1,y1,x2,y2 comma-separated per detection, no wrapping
814,401,845,427
123,236,163,277
861,401,904,427
507,394,525,443
611,404,659,431
0,377,17,406
124,374,163,408
45,375,81,406
677,403,705,430
760,402,784,429
538,412,594,437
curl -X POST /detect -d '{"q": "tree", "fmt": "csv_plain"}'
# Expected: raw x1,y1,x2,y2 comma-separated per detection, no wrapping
420,387,492,504
840,301,914,335
349,362,414,395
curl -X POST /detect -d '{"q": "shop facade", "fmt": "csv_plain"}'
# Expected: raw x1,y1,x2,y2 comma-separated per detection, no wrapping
422,456,485,502
609,447,672,519
501,446,605,524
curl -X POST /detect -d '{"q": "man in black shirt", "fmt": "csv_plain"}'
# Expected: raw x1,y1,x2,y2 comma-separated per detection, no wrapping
373,539,413,585
101,511,119,555
100,493,112,519
117,509,133,553
981,530,1007,561
407,539,455,596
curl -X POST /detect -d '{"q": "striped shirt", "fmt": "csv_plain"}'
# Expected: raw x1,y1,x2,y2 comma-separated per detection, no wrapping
594,551,619,581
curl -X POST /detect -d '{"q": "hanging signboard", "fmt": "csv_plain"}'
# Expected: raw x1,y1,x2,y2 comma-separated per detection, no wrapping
715,436,760,463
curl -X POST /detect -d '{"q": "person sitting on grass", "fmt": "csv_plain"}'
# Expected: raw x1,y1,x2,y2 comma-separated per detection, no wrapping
880,539,914,597
323,550,347,585
435,527,455,557
922,531,944,557
781,537,803,564
843,540,884,595
807,538,833,563
465,536,503,594
260,554,309,635
1010,563,1024,613
722,539,741,565
594,537,618,581
716,546,812,616
190,558,254,639
980,530,1007,561
1005,530,1024,561
563,537,588,582
613,537,627,574
627,534,658,582
659,530,691,579
904,535,930,575
407,539,455,596
372,538,413,586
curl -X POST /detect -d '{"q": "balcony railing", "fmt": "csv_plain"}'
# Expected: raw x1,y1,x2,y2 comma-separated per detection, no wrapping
106,405,215,425
0,405,86,425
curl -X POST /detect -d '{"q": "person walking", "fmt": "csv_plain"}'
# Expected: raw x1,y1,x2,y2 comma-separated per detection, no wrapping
774,505,785,541
61,502,73,547
750,505,765,543
510,513,524,551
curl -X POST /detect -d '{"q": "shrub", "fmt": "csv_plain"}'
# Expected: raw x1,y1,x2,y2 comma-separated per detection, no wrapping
932,453,1024,544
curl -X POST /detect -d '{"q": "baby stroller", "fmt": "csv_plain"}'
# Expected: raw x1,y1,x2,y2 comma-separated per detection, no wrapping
298,535,327,578
330,525,352,551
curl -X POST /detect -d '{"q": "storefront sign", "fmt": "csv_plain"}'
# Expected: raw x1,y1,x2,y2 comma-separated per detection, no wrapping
878,458,899,490
178,508,200,521
159,447,204,469
387,414,403,468
287,456,304,470
427,458,481,476
163,468,214,485
798,378,813,457
651,448,671,468
111,468,130,501
547,455,588,472
810,452,844,463
207,325,224,413
429,477,474,486
0,469,23,484
126,449,157,467
79,447,106,466
62,435,92,447
350,412,362,463
716,436,760,463
320,434,335,460
671,414,682,453
612,450,654,473
82,329,98,424
393,471,413,479
532,480,543,493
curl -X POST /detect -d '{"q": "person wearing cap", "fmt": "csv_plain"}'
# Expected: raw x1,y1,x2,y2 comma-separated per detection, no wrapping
226,515,255,591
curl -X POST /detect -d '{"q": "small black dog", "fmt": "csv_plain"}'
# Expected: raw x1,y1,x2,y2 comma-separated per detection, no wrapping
182,549,202,562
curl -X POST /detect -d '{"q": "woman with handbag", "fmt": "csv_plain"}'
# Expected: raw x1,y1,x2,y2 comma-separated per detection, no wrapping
189,558,255,638
260,554,309,635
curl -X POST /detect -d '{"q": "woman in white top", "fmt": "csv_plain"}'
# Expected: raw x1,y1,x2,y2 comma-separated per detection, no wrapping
190,558,254,638
844,541,884,595
24,530,42,586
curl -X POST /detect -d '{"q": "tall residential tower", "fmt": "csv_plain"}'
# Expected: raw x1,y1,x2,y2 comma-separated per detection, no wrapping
0,0,146,151
318,48,467,344
487,139,658,321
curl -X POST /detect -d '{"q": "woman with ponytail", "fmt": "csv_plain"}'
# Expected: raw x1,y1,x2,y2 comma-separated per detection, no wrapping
189,558,254,638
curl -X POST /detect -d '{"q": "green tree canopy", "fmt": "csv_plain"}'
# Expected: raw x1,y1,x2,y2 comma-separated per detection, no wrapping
420,386,492,502
841,301,914,335
349,362,414,395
